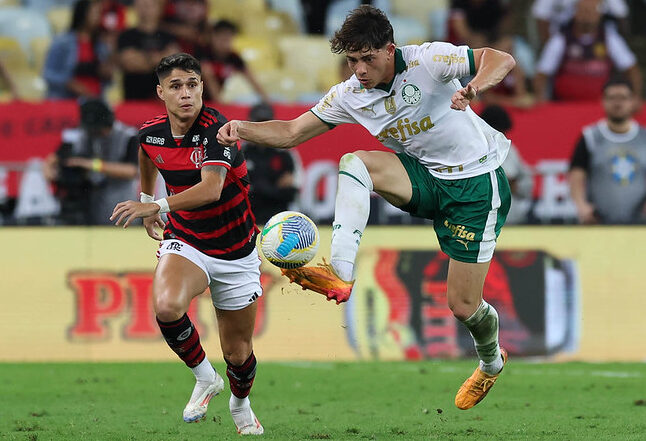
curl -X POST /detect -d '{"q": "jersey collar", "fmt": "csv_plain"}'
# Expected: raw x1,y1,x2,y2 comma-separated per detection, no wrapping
373,48,406,92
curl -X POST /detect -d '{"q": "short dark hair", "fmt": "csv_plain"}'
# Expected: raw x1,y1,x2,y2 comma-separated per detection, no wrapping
213,19,238,34
330,5,394,54
70,0,94,32
603,77,634,94
155,53,201,82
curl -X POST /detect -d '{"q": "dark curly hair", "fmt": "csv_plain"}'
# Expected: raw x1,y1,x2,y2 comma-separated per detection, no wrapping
155,53,202,81
330,5,394,54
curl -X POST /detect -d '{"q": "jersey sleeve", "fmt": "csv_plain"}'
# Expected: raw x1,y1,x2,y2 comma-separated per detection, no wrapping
310,84,355,128
569,135,590,171
202,123,238,169
419,41,475,82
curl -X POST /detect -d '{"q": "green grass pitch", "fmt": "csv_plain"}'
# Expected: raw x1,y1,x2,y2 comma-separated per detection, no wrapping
1,361,645,440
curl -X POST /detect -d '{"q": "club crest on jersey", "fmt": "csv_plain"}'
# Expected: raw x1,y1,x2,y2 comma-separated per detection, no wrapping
401,84,421,105
384,95,396,115
190,146,204,168
192,134,200,143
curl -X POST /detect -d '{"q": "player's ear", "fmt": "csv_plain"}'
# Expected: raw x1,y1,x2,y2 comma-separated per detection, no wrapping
156,84,164,100
386,43,396,57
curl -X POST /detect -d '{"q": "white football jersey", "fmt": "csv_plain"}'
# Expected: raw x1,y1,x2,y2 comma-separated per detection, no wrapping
311,42,510,179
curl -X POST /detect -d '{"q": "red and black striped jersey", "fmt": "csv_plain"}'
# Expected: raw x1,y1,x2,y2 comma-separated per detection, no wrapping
139,106,257,260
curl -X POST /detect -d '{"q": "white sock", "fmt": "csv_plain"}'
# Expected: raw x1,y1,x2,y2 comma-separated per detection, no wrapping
191,357,216,382
461,301,503,375
230,394,250,409
330,153,373,282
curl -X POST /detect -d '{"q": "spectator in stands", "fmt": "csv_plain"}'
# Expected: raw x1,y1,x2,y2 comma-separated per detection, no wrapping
42,99,139,225
569,78,646,224
43,0,112,100
117,0,179,100
448,0,511,48
200,20,269,103
534,0,641,103
242,103,299,224
161,0,210,55
100,0,128,50
480,105,535,224
531,0,629,47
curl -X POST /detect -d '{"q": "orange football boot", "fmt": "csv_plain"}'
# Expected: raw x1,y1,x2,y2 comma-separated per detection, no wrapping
281,259,354,304
455,348,508,410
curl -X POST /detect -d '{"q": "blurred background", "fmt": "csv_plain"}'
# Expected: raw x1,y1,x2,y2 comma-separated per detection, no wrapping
1,0,645,365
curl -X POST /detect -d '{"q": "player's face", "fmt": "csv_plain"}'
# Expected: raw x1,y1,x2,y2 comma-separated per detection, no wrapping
345,43,396,89
157,68,203,121
603,85,635,123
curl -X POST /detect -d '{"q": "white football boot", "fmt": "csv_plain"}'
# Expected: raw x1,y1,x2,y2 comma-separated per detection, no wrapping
182,372,225,423
230,395,264,435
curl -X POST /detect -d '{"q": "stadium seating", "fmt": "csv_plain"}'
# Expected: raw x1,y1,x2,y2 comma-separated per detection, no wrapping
9,67,46,101
30,36,51,73
241,10,300,39
277,35,342,92
233,36,281,73
266,0,305,33
0,7,52,55
0,0,19,7
46,7,71,35
0,37,30,71
218,72,260,105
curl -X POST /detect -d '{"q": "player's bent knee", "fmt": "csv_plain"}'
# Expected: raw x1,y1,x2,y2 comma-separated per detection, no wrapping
223,345,253,366
448,298,480,322
340,151,374,191
154,296,187,322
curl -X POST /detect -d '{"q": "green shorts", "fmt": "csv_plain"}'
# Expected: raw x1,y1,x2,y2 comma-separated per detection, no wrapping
397,153,511,263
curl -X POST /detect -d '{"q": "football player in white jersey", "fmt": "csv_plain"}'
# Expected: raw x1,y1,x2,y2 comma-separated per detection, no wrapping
218,5,516,410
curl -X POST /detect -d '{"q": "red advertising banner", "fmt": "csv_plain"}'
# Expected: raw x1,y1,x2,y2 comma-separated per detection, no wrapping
1,101,644,216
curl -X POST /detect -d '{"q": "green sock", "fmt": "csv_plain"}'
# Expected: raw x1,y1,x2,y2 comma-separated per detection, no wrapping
461,300,502,374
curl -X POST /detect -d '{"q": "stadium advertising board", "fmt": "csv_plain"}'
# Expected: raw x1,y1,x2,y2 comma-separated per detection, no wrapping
1,226,644,362
2,102,645,223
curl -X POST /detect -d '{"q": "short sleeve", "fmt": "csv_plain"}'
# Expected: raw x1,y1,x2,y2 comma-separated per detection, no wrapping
605,23,636,71
310,84,354,128
419,42,474,82
569,135,590,171
123,136,139,164
536,33,566,75
202,123,238,169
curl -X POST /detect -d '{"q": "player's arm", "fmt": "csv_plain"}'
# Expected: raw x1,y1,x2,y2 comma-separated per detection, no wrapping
567,136,598,224
451,48,516,111
111,165,228,228
217,111,329,149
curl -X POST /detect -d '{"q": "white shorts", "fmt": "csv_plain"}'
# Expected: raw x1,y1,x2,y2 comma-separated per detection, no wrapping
158,239,262,311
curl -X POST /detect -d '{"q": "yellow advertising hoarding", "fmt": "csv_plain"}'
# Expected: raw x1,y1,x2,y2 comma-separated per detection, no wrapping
1,226,645,362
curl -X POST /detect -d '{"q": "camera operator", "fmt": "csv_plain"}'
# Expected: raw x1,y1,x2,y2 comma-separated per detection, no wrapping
43,99,139,225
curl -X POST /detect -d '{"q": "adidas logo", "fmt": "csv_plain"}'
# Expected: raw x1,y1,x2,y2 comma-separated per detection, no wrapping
155,154,164,164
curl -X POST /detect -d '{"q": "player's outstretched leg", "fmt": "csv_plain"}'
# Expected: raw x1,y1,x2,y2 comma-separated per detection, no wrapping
455,301,507,409
226,352,263,435
282,153,371,304
156,314,224,422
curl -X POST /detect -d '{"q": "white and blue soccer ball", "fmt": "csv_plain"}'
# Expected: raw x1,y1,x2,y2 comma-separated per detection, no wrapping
260,211,320,269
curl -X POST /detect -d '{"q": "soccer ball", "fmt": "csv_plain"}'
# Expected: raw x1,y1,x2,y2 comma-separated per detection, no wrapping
260,211,320,269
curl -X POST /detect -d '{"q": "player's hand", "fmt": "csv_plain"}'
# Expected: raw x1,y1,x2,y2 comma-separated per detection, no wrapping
110,200,160,228
143,214,165,240
450,83,478,111
217,120,242,146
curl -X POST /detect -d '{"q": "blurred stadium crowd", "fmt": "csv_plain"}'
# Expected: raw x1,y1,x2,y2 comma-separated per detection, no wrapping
0,0,645,226
1,0,645,105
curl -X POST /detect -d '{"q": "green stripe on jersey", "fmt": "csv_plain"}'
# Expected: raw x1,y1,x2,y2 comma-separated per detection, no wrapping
467,49,476,75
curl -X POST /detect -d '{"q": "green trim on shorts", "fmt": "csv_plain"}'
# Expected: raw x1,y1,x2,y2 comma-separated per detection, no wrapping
396,153,510,263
